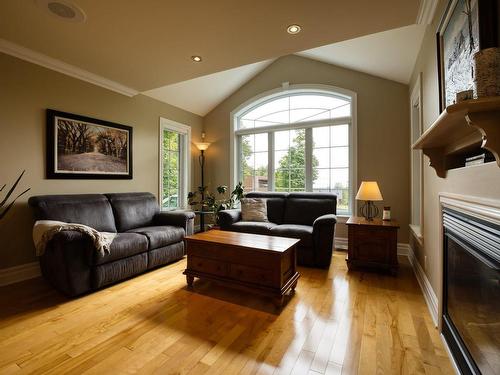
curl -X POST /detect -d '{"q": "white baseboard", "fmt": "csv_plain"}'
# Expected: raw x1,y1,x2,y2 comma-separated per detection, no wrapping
0,262,41,287
334,237,348,250
334,237,410,256
407,246,439,326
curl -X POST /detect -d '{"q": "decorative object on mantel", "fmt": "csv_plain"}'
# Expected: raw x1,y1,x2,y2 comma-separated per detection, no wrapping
456,90,474,103
46,109,133,179
355,181,383,221
474,47,500,98
0,170,30,220
436,0,499,111
412,96,500,177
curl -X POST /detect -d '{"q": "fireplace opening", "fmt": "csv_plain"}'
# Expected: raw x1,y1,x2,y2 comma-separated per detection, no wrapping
442,208,500,375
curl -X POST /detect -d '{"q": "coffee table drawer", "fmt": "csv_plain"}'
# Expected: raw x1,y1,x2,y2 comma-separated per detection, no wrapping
229,263,274,286
189,256,228,277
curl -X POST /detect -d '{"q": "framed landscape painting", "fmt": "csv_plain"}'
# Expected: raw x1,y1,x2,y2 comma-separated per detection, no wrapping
437,0,498,111
46,109,133,179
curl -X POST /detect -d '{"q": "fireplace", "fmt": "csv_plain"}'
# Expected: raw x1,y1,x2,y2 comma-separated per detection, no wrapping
442,207,500,375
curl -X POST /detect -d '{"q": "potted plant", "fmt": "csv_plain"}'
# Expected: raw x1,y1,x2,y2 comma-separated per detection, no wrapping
188,182,244,227
1,170,30,220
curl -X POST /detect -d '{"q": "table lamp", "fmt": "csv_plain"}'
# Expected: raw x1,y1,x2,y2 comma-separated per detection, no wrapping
355,181,383,220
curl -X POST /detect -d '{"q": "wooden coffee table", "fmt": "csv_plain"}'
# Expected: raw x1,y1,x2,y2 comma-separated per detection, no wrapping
183,230,300,307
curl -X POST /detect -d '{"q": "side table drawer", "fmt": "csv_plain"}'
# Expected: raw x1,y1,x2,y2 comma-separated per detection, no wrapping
229,263,275,286
188,256,228,277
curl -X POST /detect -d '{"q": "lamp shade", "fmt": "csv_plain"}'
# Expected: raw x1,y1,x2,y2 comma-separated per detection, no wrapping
195,142,210,151
355,181,383,201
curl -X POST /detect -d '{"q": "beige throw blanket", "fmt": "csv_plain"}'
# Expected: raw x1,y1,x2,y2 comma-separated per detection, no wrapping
33,220,116,257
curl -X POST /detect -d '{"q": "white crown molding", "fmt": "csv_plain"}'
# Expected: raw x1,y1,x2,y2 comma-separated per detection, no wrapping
416,0,438,25
0,38,139,97
0,262,41,287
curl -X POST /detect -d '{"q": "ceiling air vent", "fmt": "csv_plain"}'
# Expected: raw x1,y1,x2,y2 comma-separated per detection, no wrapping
36,0,86,22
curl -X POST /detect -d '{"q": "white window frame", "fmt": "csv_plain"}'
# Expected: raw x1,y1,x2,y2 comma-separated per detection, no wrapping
410,73,424,244
229,83,357,216
159,117,191,210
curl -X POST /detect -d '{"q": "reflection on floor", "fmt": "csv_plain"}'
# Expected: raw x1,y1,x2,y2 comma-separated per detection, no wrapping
0,251,454,374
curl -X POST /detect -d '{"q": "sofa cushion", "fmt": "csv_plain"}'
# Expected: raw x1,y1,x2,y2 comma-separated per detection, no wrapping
105,192,159,232
241,198,268,222
94,233,148,265
127,226,185,249
228,221,277,235
148,242,185,269
28,194,117,232
284,193,337,226
246,192,287,224
270,224,313,247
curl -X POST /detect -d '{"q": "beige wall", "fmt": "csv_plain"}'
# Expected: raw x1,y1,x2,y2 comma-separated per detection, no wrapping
409,1,500,294
0,52,203,269
203,55,411,242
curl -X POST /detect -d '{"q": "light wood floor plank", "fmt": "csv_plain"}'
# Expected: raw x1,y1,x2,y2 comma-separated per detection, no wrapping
0,251,453,374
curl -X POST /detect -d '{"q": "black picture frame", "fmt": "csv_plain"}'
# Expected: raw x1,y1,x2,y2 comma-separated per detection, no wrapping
46,109,133,179
436,0,498,112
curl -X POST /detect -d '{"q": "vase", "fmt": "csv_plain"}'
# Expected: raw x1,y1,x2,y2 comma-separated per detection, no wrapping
473,47,500,98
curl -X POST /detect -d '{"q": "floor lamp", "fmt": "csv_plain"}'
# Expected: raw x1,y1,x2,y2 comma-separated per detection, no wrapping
195,136,210,230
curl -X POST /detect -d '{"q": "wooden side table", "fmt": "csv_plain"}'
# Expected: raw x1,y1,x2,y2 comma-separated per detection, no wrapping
346,216,400,274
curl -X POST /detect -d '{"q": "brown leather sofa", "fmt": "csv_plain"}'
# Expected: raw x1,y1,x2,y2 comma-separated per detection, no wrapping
28,192,194,296
218,192,337,268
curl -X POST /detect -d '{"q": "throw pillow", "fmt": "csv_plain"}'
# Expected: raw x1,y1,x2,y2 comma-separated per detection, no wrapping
241,198,268,222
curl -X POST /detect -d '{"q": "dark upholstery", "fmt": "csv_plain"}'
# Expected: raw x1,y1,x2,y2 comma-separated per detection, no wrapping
28,194,117,232
94,233,148,265
270,224,313,247
246,192,287,224
219,191,336,268
127,226,185,249
105,192,159,232
230,221,277,235
29,192,194,297
284,193,337,226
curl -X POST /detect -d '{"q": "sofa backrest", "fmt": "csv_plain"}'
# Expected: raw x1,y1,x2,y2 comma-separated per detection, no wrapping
245,192,288,224
283,192,337,226
28,194,117,232
105,192,159,232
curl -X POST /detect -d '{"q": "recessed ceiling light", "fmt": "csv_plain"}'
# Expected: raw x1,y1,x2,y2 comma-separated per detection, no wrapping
36,0,86,23
191,55,202,62
287,24,302,34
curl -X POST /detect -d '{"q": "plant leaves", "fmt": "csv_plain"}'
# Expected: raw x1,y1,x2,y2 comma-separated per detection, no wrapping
0,170,25,208
0,187,30,220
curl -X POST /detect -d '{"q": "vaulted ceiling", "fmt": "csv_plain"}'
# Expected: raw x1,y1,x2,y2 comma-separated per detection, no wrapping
0,0,421,93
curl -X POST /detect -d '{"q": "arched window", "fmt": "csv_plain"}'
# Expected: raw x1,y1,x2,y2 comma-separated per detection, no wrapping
231,85,356,215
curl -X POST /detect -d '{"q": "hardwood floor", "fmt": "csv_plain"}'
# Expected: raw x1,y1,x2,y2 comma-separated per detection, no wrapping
0,251,454,374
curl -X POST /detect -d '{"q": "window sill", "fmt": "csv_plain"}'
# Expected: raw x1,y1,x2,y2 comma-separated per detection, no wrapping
409,224,424,246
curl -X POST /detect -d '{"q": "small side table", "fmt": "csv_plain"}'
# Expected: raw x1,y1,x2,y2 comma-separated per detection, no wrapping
346,216,400,274
193,210,214,232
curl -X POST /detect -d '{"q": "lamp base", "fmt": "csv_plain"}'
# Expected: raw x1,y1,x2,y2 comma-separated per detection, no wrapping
359,201,379,221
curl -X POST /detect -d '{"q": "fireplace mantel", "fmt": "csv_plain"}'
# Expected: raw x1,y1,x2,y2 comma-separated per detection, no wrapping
413,97,500,178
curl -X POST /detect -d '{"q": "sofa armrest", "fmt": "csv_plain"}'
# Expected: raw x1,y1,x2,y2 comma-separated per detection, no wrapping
39,230,94,297
312,214,337,268
154,211,196,235
218,209,242,229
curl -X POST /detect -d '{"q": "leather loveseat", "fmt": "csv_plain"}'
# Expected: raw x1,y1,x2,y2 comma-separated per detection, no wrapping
218,192,337,268
28,192,194,296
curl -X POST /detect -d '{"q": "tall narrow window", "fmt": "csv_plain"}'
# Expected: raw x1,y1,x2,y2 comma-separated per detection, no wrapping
232,86,356,215
159,118,191,210
410,76,423,241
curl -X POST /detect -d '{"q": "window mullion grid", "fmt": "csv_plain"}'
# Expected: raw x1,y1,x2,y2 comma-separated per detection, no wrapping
305,128,313,192
268,132,274,191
